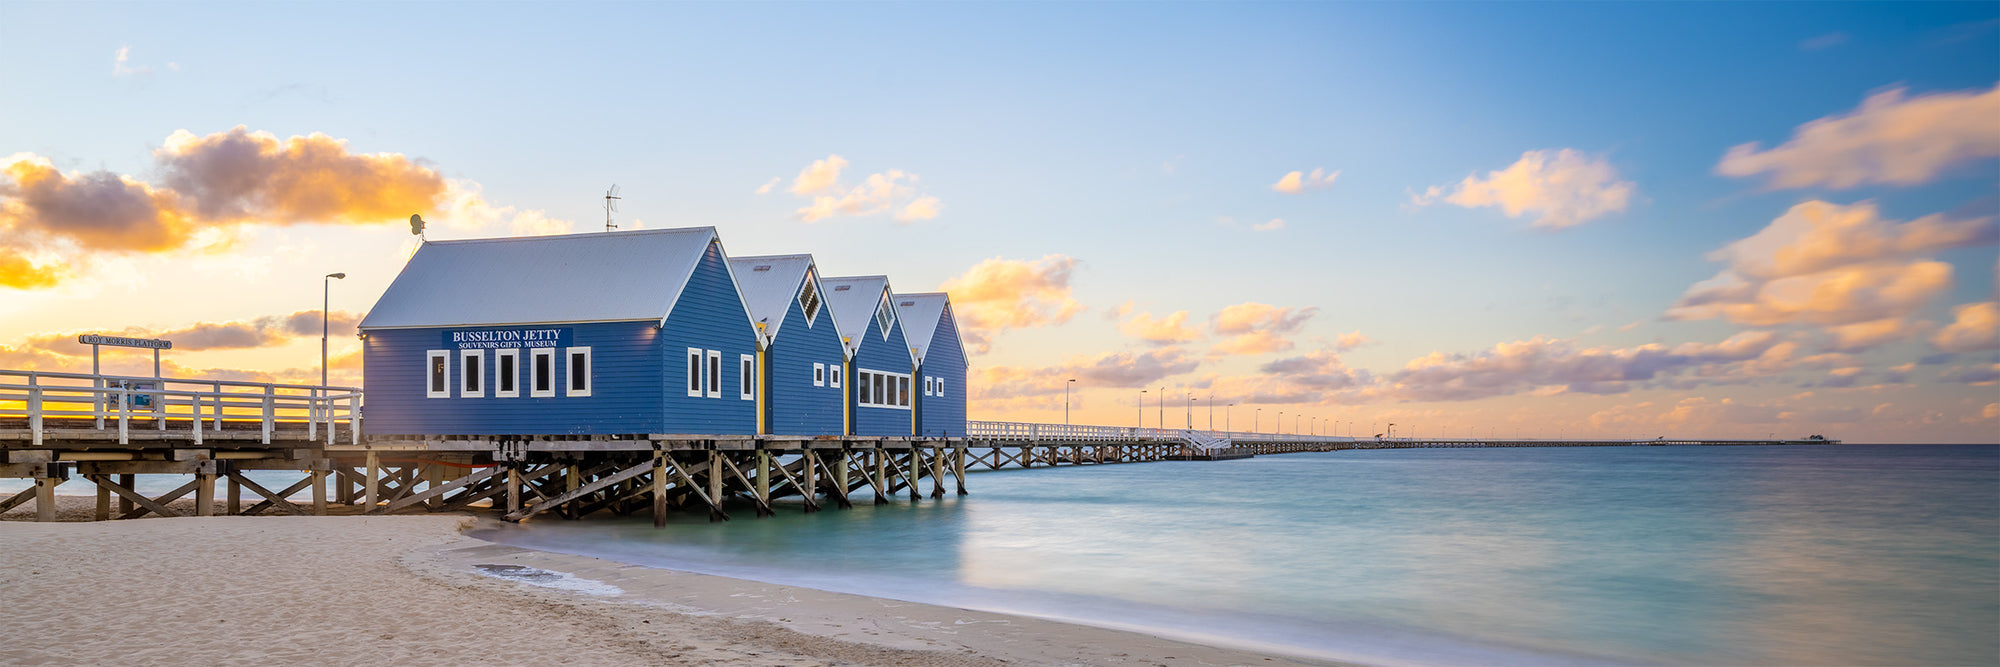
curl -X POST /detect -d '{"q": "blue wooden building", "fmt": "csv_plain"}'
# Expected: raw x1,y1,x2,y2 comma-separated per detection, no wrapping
727,254,847,436
357,227,760,436
895,293,968,438
820,275,916,436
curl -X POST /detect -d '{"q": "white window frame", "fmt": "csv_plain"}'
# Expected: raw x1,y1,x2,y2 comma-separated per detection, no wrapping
686,348,703,398
495,348,520,398
935,377,944,398
855,368,913,410
459,349,484,398
740,354,756,401
566,346,593,398
875,295,894,339
706,349,722,399
924,376,934,397
530,348,556,398
813,362,826,387
799,277,820,328
426,350,450,399
830,365,842,388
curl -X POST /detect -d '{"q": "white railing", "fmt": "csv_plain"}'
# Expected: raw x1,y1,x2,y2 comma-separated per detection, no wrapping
966,421,1357,445
0,368,362,447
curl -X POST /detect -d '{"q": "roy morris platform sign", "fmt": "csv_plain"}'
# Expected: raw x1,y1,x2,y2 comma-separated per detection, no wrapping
78,334,172,350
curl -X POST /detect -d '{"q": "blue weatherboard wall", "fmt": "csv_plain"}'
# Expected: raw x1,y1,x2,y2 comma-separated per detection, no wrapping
656,239,760,434
767,283,846,436
916,308,968,438
361,320,664,435
851,305,915,436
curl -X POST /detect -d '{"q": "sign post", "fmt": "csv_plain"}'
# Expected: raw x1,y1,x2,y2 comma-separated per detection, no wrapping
78,335,173,427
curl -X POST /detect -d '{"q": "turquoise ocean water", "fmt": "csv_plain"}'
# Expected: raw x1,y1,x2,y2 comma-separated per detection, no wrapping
465,444,1999,667
11,445,1994,665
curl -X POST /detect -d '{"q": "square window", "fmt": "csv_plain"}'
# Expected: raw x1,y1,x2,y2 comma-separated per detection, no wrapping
496,349,519,398
426,350,450,398
567,347,592,397
531,348,556,398
460,349,484,398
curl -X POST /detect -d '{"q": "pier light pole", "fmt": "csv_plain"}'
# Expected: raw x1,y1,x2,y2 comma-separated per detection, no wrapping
1138,389,1146,429
1207,394,1214,432
1255,408,1261,433
1187,394,1194,429
322,272,346,388
1226,403,1233,433
1278,412,1284,435
1158,387,1164,430
1064,379,1075,425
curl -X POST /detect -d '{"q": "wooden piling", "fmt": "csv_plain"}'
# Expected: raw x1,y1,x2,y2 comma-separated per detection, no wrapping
117,473,134,515
954,445,967,495
194,472,215,517
94,481,110,521
706,450,723,522
34,474,57,522
651,456,668,528
227,476,241,515
363,451,379,508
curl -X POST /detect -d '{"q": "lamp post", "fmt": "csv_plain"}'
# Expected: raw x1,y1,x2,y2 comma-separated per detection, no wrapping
1064,379,1076,425
1278,412,1285,435
1255,408,1261,433
1158,387,1164,430
1138,389,1146,430
322,272,346,387
1188,395,1197,429
1226,403,1233,433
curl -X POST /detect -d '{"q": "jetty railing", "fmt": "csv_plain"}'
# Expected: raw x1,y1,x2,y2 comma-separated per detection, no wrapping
0,369,361,446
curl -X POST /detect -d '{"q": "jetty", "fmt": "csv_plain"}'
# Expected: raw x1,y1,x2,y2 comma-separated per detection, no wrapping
1,367,1836,524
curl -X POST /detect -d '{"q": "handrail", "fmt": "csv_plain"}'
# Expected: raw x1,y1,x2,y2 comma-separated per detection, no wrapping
0,368,360,446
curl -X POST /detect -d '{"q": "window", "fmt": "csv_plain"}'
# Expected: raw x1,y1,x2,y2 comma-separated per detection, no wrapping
855,368,912,409
924,376,934,397
814,363,825,387
531,348,556,398
875,295,894,339
830,365,842,389
798,278,821,327
740,354,756,401
687,348,703,397
935,378,944,398
567,346,592,397
496,349,519,398
706,349,722,399
426,350,450,398
459,349,484,398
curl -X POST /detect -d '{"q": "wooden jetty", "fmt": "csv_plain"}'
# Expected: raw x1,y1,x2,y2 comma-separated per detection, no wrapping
1,368,1836,524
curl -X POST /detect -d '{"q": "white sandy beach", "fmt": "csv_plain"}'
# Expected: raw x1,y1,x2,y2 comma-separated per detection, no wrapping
0,505,1341,666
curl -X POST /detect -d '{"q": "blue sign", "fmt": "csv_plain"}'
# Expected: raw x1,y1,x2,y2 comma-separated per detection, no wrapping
444,327,572,350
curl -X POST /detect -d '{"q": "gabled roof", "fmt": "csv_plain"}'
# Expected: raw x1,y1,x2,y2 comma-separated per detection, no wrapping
727,254,822,345
892,292,954,366
820,275,904,359
360,227,724,329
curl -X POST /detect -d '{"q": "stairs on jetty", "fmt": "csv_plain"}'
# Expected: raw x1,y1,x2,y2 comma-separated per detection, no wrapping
1170,430,1254,461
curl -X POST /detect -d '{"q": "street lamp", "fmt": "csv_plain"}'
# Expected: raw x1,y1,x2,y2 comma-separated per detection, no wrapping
1064,379,1076,425
1226,403,1233,433
322,272,346,387
1255,408,1262,433
1278,411,1285,435
1158,387,1165,430
1188,395,1198,429
1207,394,1214,432
1138,389,1147,430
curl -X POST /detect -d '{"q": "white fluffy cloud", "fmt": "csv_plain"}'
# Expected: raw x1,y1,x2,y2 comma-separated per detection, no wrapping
1717,83,2000,190
1414,149,1635,229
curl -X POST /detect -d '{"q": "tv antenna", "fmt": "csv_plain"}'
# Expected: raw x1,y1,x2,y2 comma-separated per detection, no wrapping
603,184,622,232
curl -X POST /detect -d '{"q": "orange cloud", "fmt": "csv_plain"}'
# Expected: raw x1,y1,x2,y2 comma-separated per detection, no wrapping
1933,301,2000,353
1119,310,1201,345
1209,302,1317,356
939,254,1084,353
1333,330,1375,351
1271,168,1338,194
0,127,465,290
1414,149,1634,229
1670,201,1990,330
1717,83,2000,189
778,154,942,223
18,310,365,356
1824,317,1922,351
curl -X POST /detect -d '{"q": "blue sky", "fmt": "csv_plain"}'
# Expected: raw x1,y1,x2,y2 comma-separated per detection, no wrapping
3,2,1996,441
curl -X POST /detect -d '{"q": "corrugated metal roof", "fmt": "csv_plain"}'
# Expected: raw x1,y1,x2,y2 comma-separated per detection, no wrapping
892,292,949,365
359,227,719,329
819,275,893,356
727,254,816,344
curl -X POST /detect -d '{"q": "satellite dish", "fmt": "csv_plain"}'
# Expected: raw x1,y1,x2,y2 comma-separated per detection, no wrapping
409,214,426,236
